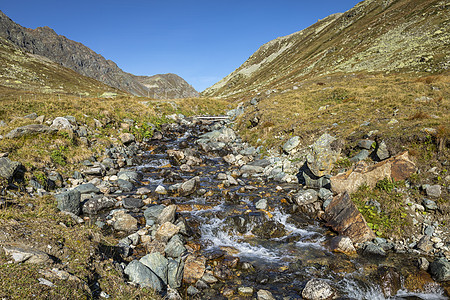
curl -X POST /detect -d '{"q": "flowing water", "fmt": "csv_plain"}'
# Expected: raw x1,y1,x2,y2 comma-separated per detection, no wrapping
128,120,447,299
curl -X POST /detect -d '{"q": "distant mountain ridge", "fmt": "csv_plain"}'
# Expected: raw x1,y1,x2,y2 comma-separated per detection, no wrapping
134,73,199,99
0,10,198,98
203,0,449,98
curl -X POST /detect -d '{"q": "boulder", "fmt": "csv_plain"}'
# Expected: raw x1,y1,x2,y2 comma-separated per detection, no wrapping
255,199,268,210
422,199,438,211
82,196,115,215
168,258,184,289
199,127,236,143
376,141,390,160
155,185,167,195
363,243,387,257
307,133,341,177
253,220,286,239
157,204,177,224
165,235,186,258
117,170,143,183
120,133,136,145
155,222,180,242
50,117,73,131
294,189,319,206
140,252,169,285
349,149,370,163
6,124,56,138
330,151,416,194
372,266,401,297
328,236,356,255
113,211,138,232
183,255,206,284
144,205,165,226
257,289,276,300
282,136,300,153
178,176,200,196
240,165,264,175
301,278,336,300
83,167,103,176
0,157,25,182
123,197,144,209
55,190,81,215
124,260,163,292
24,113,38,119
117,179,134,192
357,139,375,150
425,185,441,198
324,192,375,244
429,258,450,282
417,257,430,271
416,235,433,253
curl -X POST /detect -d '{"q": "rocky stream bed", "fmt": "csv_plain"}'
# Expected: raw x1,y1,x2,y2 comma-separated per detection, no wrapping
1,113,449,299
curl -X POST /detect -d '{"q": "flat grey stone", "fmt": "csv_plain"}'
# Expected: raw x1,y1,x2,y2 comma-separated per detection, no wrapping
123,197,144,209
3,245,52,264
73,183,100,194
357,139,375,150
6,124,56,138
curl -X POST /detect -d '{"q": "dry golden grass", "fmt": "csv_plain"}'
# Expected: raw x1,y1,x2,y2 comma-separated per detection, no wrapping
0,195,160,299
236,73,449,156
0,91,231,172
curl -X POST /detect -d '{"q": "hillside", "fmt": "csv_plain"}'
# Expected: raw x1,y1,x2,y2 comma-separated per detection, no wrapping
0,36,120,97
0,10,198,99
203,0,449,98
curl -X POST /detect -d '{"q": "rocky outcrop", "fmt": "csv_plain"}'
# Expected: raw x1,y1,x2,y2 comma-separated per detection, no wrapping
324,192,375,244
0,11,198,98
330,151,417,194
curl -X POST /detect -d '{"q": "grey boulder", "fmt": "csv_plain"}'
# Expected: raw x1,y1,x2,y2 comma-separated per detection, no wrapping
56,190,81,215
124,260,163,292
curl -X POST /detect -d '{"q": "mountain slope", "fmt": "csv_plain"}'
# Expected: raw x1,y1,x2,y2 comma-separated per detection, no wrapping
133,73,199,99
204,0,449,98
0,10,198,99
0,36,119,96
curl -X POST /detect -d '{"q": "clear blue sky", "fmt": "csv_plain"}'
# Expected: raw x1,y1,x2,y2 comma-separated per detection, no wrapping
2,0,361,92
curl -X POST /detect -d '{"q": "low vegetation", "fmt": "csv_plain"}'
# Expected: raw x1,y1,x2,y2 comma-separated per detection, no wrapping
0,90,231,298
236,72,449,163
352,179,412,238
